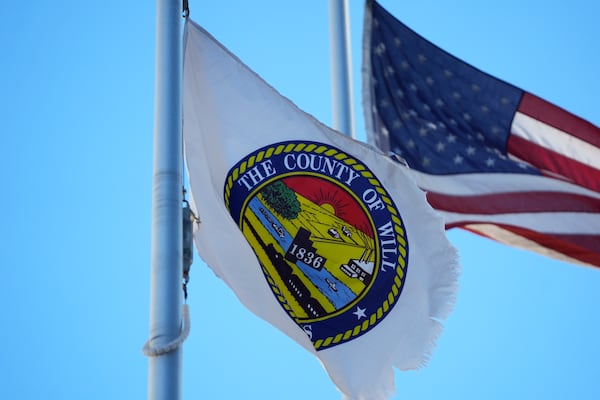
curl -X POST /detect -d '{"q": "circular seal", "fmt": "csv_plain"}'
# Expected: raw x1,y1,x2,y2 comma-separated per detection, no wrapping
224,141,408,350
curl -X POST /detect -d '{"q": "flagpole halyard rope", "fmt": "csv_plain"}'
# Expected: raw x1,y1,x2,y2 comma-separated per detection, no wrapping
143,303,190,357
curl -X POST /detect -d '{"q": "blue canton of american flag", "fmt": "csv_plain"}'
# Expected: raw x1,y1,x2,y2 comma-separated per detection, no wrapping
363,0,600,268
366,6,536,176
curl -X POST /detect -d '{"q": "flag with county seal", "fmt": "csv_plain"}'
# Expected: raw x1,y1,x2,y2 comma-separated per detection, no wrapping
363,0,600,268
183,18,458,400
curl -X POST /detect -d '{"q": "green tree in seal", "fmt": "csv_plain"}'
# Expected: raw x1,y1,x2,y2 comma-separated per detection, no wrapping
260,181,301,220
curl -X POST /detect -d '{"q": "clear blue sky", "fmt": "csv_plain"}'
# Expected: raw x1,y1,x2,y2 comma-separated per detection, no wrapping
2,1,599,399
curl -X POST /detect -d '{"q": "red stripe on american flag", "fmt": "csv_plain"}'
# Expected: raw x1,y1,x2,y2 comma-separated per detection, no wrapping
507,135,600,193
459,224,600,268
426,191,600,215
517,92,600,147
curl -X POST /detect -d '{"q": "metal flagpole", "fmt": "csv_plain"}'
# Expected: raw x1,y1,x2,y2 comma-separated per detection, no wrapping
147,0,183,398
328,0,355,138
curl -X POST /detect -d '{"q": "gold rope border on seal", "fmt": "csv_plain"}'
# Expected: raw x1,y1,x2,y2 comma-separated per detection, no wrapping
224,142,408,350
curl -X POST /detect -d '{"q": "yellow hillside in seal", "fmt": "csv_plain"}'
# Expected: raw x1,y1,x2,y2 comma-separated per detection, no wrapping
241,190,376,322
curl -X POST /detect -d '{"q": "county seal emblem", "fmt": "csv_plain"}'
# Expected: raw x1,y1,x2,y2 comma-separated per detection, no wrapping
224,141,408,350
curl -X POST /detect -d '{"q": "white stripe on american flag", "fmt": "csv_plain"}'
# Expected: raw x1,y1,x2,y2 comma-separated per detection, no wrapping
511,112,600,170
508,93,600,193
437,211,600,234
409,171,600,199
407,168,600,266
463,224,593,267
517,93,600,147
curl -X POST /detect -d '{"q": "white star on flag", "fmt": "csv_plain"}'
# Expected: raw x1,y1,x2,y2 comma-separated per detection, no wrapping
353,306,367,320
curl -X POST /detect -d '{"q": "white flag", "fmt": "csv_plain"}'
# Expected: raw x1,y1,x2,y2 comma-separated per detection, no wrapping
183,18,459,400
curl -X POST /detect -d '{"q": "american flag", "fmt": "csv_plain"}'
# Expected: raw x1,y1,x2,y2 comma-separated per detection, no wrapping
363,0,600,268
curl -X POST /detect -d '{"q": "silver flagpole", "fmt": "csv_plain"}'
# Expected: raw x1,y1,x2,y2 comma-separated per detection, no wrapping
328,0,355,138
147,0,183,398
